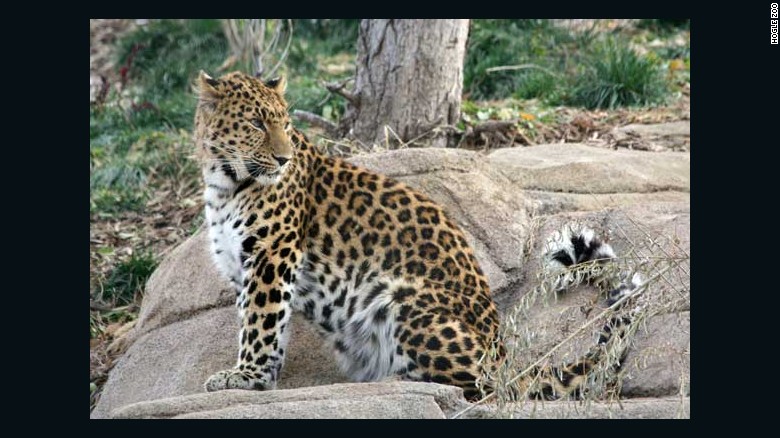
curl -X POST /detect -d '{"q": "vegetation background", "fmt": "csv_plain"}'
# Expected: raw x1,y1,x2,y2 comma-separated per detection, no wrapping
89,18,690,411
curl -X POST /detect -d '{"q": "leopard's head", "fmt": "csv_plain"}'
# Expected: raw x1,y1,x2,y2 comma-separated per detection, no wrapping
194,70,294,185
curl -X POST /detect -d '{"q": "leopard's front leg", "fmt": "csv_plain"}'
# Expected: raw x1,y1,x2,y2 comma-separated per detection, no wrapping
205,241,298,392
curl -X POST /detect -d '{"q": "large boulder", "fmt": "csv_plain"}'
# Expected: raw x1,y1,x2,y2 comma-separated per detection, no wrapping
109,382,464,419
93,143,690,419
611,121,691,151
463,395,690,419
105,381,689,419
488,143,689,194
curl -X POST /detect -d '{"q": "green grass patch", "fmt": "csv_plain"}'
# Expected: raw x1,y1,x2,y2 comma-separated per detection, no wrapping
464,20,587,101
464,19,680,108
292,19,359,55
511,70,558,100
90,164,148,213
90,123,195,214
100,251,158,307
188,211,205,236
567,40,668,109
117,19,227,103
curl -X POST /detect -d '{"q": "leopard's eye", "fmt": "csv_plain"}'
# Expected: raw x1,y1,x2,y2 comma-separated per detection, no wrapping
251,118,266,132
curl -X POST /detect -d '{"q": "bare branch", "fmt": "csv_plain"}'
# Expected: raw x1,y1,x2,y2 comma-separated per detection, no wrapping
292,110,338,136
458,119,533,148
472,120,517,133
264,19,293,78
220,19,292,78
485,63,561,77
323,78,358,106
90,301,113,312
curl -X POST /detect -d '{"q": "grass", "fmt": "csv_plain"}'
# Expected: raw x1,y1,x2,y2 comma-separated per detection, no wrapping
116,19,227,102
464,20,574,101
568,40,668,109
464,19,685,109
102,251,158,307
90,116,197,214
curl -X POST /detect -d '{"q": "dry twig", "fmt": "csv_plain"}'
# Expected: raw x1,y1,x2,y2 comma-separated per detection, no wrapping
292,110,339,137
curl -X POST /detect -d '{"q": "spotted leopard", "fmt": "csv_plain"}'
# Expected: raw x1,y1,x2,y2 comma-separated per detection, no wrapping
194,71,639,400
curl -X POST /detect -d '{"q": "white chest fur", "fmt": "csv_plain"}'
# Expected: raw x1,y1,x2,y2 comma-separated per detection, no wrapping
203,171,243,291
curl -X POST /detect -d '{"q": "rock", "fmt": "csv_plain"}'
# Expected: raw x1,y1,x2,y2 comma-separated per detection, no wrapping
106,380,688,419
132,231,234,338
92,307,235,419
109,382,465,419
622,312,690,397
347,147,483,177
612,121,690,152
488,143,690,194
462,396,690,419
616,121,689,138
522,190,690,216
173,394,446,419
105,380,688,419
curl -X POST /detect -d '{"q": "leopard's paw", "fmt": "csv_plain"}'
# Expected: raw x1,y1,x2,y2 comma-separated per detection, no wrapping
204,368,274,392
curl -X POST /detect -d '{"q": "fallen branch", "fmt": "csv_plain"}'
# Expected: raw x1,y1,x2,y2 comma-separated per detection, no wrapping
485,63,561,77
472,120,517,134
90,301,113,312
292,110,338,136
323,78,358,106
465,119,533,147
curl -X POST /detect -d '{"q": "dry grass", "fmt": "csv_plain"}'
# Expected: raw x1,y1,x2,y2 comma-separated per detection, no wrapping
298,89,689,156
453,211,689,418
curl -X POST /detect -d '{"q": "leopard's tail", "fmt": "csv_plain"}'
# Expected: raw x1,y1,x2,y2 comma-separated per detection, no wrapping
494,223,644,400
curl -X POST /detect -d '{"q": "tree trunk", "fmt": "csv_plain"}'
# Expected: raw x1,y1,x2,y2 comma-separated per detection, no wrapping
340,19,469,149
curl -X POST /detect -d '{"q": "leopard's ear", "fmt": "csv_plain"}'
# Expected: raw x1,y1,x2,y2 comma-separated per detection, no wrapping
196,70,223,105
265,76,287,95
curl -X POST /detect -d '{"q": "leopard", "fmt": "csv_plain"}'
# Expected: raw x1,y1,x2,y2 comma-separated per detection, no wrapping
193,70,641,400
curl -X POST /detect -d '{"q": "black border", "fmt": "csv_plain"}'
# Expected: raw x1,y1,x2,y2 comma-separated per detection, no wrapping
22,0,772,427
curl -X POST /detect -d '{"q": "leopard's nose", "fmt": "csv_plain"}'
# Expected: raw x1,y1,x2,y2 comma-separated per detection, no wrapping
274,156,290,166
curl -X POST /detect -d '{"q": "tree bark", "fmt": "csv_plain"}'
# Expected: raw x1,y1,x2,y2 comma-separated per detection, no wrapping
340,19,469,149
